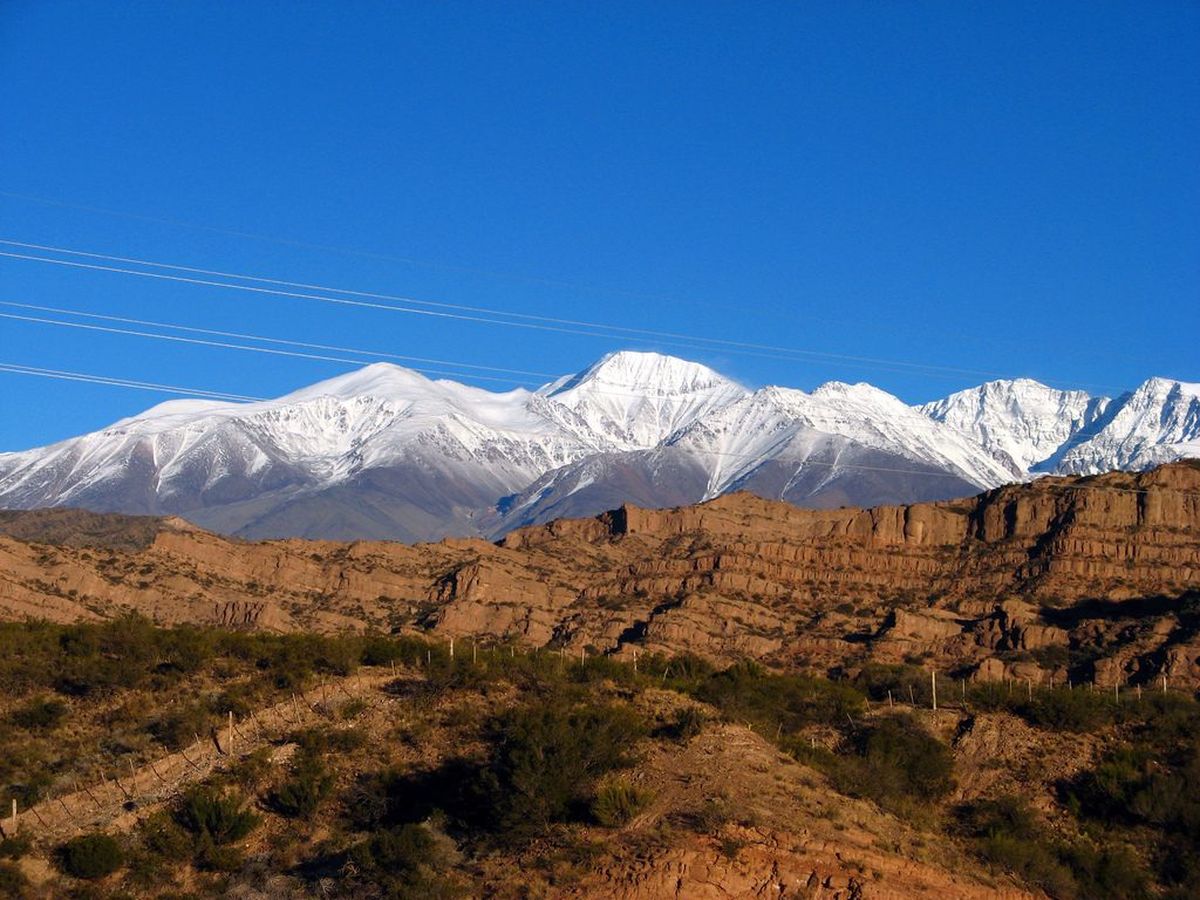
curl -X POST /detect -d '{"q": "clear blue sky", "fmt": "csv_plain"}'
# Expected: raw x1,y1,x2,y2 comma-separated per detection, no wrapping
1,1,1197,450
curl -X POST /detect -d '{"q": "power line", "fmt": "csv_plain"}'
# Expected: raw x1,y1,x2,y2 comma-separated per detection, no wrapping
0,308,558,388
0,362,264,403
0,189,699,305
0,250,1044,401
0,302,744,400
0,239,1120,391
0,189,1038,350
0,302,559,378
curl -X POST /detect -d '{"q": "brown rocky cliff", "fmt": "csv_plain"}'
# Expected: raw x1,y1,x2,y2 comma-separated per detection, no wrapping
2,463,1199,688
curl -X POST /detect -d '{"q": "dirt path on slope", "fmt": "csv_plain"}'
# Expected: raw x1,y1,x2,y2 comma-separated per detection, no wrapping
1,668,401,844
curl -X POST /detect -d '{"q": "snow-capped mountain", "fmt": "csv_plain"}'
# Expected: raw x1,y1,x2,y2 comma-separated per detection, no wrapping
686,382,1020,495
534,351,749,450
0,351,1196,542
919,379,1110,473
1051,378,1200,475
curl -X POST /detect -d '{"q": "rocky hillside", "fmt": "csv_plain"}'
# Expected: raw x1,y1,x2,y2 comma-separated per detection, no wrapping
2,462,1198,691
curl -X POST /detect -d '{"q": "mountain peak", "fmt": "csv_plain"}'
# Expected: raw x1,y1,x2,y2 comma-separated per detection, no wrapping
282,362,435,402
546,350,742,398
919,379,1109,473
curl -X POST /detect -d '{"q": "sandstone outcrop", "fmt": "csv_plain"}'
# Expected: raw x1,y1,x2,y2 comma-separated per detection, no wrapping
2,462,1199,687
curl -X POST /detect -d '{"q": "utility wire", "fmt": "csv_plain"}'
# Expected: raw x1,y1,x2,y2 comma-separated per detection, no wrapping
0,239,1118,390
0,302,747,400
0,310,557,388
0,302,557,378
0,362,264,403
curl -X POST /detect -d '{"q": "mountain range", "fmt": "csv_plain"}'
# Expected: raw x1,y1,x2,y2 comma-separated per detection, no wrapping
0,350,1196,541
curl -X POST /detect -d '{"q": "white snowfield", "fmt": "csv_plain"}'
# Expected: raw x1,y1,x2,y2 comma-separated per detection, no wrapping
0,351,1196,535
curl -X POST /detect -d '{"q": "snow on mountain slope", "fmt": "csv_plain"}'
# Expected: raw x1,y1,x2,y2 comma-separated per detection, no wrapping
0,362,594,515
492,379,1015,532
1051,377,1200,474
919,379,1110,473
535,351,749,449
1,351,1196,543
674,381,1018,499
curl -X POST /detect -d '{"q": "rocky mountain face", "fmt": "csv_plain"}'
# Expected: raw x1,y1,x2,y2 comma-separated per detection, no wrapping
2,461,1198,689
918,378,1110,473
0,350,1197,542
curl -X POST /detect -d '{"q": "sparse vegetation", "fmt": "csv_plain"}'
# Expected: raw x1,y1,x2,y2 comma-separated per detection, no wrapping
1,617,1198,897
58,832,124,880
592,779,653,826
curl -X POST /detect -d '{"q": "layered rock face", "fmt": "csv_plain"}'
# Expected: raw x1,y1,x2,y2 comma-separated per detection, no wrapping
2,463,1198,688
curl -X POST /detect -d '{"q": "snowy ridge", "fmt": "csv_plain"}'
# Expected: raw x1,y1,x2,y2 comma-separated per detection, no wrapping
1052,378,1200,474
920,379,1110,473
0,350,1196,541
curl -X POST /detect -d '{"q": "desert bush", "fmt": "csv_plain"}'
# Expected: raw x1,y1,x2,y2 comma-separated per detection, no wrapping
58,832,124,880
177,786,259,846
854,663,934,706
0,861,29,897
474,693,646,842
0,833,31,860
148,702,212,751
1016,688,1116,732
137,811,193,862
341,697,367,719
12,696,68,731
347,822,460,899
1058,841,1150,900
691,660,864,734
269,751,335,819
825,714,954,809
591,779,652,826
954,796,1076,897
668,795,737,835
658,705,708,743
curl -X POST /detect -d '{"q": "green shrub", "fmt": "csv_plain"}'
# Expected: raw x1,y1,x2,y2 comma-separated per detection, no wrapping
12,696,68,731
592,779,653,827
137,811,193,862
955,797,1075,897
269,752,334,818
855,663,933,705
0,861,28,898
341,697,367,719
176,786,258,845
691,661,864,735
348,823,460,899
669,795,737,835
475,693,646,842
1059,841,1150,900
1017,689,1116,732
826,714,954,809
659,706,707,743
58,832,124,880
0,833,31,860
148,702,212,750
956,794,1152,899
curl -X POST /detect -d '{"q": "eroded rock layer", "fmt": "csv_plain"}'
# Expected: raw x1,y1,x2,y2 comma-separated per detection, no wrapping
2,463,1199,687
